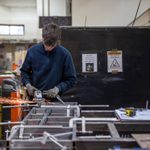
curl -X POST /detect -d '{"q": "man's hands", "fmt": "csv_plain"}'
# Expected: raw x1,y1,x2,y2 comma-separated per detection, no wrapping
47,87,59,98
26,84,59,99
26,83,37,96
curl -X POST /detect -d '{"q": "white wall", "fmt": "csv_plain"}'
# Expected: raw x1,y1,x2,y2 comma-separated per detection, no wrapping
0,0,41,41
0,7,39,41
0,0,36,8
50,0,67,16
0,0,149,42
0,6,10,23
0,0,68,41
72,0,150,26
11,7,38,40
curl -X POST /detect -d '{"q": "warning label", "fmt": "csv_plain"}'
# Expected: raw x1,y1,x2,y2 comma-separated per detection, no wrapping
107,50,123,73
110,58,120,69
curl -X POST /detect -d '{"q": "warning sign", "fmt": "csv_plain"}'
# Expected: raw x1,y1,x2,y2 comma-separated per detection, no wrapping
107,50,123,73
110,58,120,69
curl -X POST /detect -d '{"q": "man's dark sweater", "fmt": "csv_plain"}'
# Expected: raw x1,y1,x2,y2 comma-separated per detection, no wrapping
20,43,77,94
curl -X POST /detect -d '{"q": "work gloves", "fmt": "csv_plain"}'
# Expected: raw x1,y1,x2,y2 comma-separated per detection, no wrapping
26,84,59,98
26,83,37,96
47,87,59,98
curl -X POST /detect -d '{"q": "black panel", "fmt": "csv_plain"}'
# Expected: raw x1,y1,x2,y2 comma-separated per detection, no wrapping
39,16,72,28
61,27,150,109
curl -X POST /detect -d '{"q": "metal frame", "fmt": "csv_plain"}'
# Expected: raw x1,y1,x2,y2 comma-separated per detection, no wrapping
7,104,150,149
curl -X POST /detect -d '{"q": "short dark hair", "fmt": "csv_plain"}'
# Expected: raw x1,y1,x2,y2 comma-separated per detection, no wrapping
42,23,61,46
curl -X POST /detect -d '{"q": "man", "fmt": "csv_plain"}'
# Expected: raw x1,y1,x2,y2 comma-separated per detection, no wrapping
20,23,77,100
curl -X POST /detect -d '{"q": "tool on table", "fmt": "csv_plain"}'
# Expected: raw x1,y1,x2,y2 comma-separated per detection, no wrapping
2,90,65,108
56,95,65,105
125,107,136,117
43,90,65,105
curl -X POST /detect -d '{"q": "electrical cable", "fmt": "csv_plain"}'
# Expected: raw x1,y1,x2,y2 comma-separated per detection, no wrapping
132,0,142,27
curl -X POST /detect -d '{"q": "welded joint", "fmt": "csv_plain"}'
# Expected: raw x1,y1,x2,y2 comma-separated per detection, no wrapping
42,131,67,150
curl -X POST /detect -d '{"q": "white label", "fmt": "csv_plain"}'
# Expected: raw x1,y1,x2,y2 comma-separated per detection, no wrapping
82,53,97,73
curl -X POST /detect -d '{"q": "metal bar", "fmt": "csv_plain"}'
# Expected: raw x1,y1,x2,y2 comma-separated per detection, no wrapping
41,105,80,117
22,107,37,123
78,135,112,139
107,123,120,138
81,110,114,114
5,130,10,140
132,0,142,27
39,109,52,125
56,95,65,105
11,125,65,129
3,104,37,108
0,121,24,125
80,105,109,108
48,137,67,150
44,131,67,149
8,125,20,140
53,132,72,138
32,131,67,150
67,105,71,117
19,124,24,139
8,125,69,140
28,131,67,149
82,117,86,133
28,132,72,141
69,117,118,128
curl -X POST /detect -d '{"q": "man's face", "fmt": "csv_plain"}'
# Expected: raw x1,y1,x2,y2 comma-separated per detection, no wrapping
43,43,56,52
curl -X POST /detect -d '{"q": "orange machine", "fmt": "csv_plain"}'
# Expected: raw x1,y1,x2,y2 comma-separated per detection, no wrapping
10,91,22,122
0,94,35,123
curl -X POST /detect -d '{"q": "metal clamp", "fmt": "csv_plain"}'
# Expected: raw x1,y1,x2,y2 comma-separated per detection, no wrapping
69,117,118,132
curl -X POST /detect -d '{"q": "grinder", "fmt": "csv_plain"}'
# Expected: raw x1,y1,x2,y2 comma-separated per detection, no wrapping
34,90,65,105
33,90,44,106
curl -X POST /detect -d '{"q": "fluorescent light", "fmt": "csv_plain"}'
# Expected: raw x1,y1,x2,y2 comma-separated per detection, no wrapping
0,25,9,35
10,25,24,35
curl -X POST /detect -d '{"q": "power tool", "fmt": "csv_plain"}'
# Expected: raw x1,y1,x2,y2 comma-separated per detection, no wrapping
33,90,65,105
125,107,136,117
